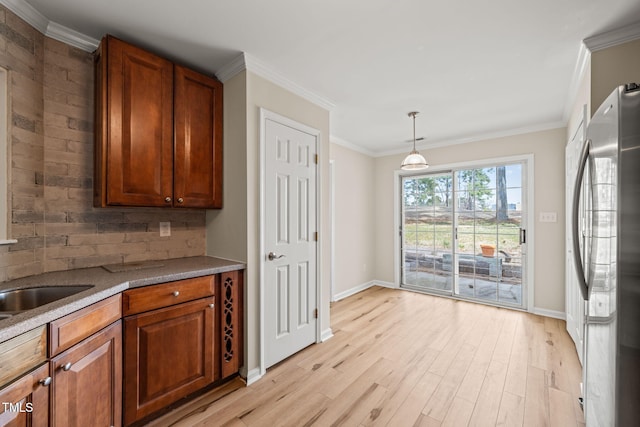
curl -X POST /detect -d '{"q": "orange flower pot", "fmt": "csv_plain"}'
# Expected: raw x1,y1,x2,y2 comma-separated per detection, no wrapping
480,244,495,257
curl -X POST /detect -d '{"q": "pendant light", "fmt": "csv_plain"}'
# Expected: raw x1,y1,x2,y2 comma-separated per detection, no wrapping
401,111,429,170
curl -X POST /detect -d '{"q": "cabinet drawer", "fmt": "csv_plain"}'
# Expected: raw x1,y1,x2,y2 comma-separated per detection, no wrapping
122,275,215,316
49,294,122,357
0,326,47,387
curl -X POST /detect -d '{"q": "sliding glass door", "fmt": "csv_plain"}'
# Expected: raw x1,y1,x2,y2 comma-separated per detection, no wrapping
401,161,527,309
401,173,454,293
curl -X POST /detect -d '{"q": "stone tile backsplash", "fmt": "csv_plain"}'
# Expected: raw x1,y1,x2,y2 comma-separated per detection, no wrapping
0,6,206,282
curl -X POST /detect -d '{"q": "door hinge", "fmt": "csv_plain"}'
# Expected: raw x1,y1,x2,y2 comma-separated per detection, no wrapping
314,154,319,164
314,308,318,318
314,232,318,241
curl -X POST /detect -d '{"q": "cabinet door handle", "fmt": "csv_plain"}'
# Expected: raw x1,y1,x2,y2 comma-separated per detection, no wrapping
39,376,52,386
62,362,72,371
165,196,172,203
177,197,184,204
172,291,180,297
209,303,215,308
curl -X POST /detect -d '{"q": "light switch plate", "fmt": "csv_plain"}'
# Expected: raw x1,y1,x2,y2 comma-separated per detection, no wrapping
159,221,171,237
539,212,557,223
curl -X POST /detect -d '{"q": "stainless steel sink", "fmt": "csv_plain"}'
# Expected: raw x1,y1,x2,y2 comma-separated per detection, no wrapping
0,285,93,313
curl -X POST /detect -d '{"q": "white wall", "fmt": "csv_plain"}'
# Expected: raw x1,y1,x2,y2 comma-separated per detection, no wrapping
206,71,248,264
374,128,567,313
207,70,331,379
329,143,377,298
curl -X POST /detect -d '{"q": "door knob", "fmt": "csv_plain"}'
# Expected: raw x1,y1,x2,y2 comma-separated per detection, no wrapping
268,252,285,261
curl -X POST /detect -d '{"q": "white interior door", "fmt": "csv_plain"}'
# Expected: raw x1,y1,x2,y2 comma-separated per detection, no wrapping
263,113,318,370
565,114,586,365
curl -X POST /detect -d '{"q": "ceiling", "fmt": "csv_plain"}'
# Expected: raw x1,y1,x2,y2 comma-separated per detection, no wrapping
16,0,640,154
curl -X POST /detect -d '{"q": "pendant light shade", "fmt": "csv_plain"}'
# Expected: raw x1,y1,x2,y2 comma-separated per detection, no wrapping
401,112,428,170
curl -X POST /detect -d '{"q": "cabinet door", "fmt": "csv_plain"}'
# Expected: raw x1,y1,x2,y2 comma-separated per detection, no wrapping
219,270,242,378
124,297,215,425
100,35,174,207
174,65,223,208
0,364,49,427
50,320,122,427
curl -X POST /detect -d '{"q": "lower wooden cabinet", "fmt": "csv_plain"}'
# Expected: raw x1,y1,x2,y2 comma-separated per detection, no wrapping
0,269,243,427
0,363,50,427
123,296,215,425
50,320,122,427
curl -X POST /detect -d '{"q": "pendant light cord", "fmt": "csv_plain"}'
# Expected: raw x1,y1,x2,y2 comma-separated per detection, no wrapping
409,111,418,152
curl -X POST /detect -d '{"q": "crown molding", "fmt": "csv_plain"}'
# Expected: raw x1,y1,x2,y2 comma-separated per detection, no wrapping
0,0,48,33
0,0,99,52
374,121,566,158
3,0,335,112
216,52,335,111
584,21,640,52
215,53,247,83
330,135,375,157
245,54,335,111
46,21,99,52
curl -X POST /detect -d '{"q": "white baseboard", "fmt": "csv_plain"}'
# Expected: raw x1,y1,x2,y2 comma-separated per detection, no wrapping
532,307,566,320
332,280,399,302
245,367,263,386
321,328,334,342
333,281,376,301
374,280,397,289
333,280,565,322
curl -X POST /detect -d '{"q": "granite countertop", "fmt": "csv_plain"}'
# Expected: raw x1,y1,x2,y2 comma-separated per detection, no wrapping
0,256,245,343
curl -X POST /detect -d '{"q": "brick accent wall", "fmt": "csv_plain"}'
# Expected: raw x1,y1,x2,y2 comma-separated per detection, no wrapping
0,6,206,282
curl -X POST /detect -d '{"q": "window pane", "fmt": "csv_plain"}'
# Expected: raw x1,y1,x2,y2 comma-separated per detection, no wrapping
505,164,522,188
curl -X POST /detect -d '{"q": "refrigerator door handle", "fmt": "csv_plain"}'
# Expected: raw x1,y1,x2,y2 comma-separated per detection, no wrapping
572,138,591,300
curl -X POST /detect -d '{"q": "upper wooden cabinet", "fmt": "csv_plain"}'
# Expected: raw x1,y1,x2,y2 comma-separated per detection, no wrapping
174,65,223,208
94,35,223,208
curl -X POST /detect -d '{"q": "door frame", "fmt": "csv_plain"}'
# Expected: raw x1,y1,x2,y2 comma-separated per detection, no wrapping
394,154,535,311
565,105,587,365
258,108,322,376
330,159,336,302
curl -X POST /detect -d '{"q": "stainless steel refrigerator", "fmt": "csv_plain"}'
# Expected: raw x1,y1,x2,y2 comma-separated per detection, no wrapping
572,83,640,426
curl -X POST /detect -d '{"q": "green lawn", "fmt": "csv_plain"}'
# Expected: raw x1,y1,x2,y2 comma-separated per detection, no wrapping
403,219,522,258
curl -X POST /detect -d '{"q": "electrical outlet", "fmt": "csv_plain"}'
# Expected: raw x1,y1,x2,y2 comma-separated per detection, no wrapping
159,222,171,237
539,212,557,223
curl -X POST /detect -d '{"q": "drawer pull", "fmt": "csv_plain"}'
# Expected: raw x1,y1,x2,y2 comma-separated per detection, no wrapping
172,291,180,297
62,362,72,371
39,376,52,387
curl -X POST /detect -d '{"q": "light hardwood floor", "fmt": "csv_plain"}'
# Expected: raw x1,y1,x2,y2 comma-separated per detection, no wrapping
149,286,585,427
